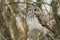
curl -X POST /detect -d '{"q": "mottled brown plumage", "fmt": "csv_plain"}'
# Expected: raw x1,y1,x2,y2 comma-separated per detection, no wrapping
26,5,55,40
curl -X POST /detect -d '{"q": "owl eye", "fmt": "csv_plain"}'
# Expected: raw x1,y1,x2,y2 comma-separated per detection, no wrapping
34,9,37,11
29,9,31,11
34,8,39,11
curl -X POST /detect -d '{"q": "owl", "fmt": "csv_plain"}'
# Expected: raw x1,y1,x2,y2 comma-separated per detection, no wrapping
26,5,55,40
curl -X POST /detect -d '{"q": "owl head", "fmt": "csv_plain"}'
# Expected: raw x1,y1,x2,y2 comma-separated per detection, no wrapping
27,5,41,18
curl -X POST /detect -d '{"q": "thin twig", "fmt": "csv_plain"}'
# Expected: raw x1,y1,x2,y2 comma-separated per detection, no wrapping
5,0,15,17
0,2,51,6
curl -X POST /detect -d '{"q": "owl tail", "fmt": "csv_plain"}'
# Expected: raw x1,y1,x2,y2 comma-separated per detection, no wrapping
46,34,55,40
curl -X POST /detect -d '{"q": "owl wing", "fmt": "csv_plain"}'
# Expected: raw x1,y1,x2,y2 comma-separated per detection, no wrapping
34,13,55,33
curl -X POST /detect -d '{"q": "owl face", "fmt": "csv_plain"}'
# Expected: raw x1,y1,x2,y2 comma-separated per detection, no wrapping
27,5,41,18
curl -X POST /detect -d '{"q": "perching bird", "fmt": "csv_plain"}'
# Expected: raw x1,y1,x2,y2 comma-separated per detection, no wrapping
26,5,55,40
